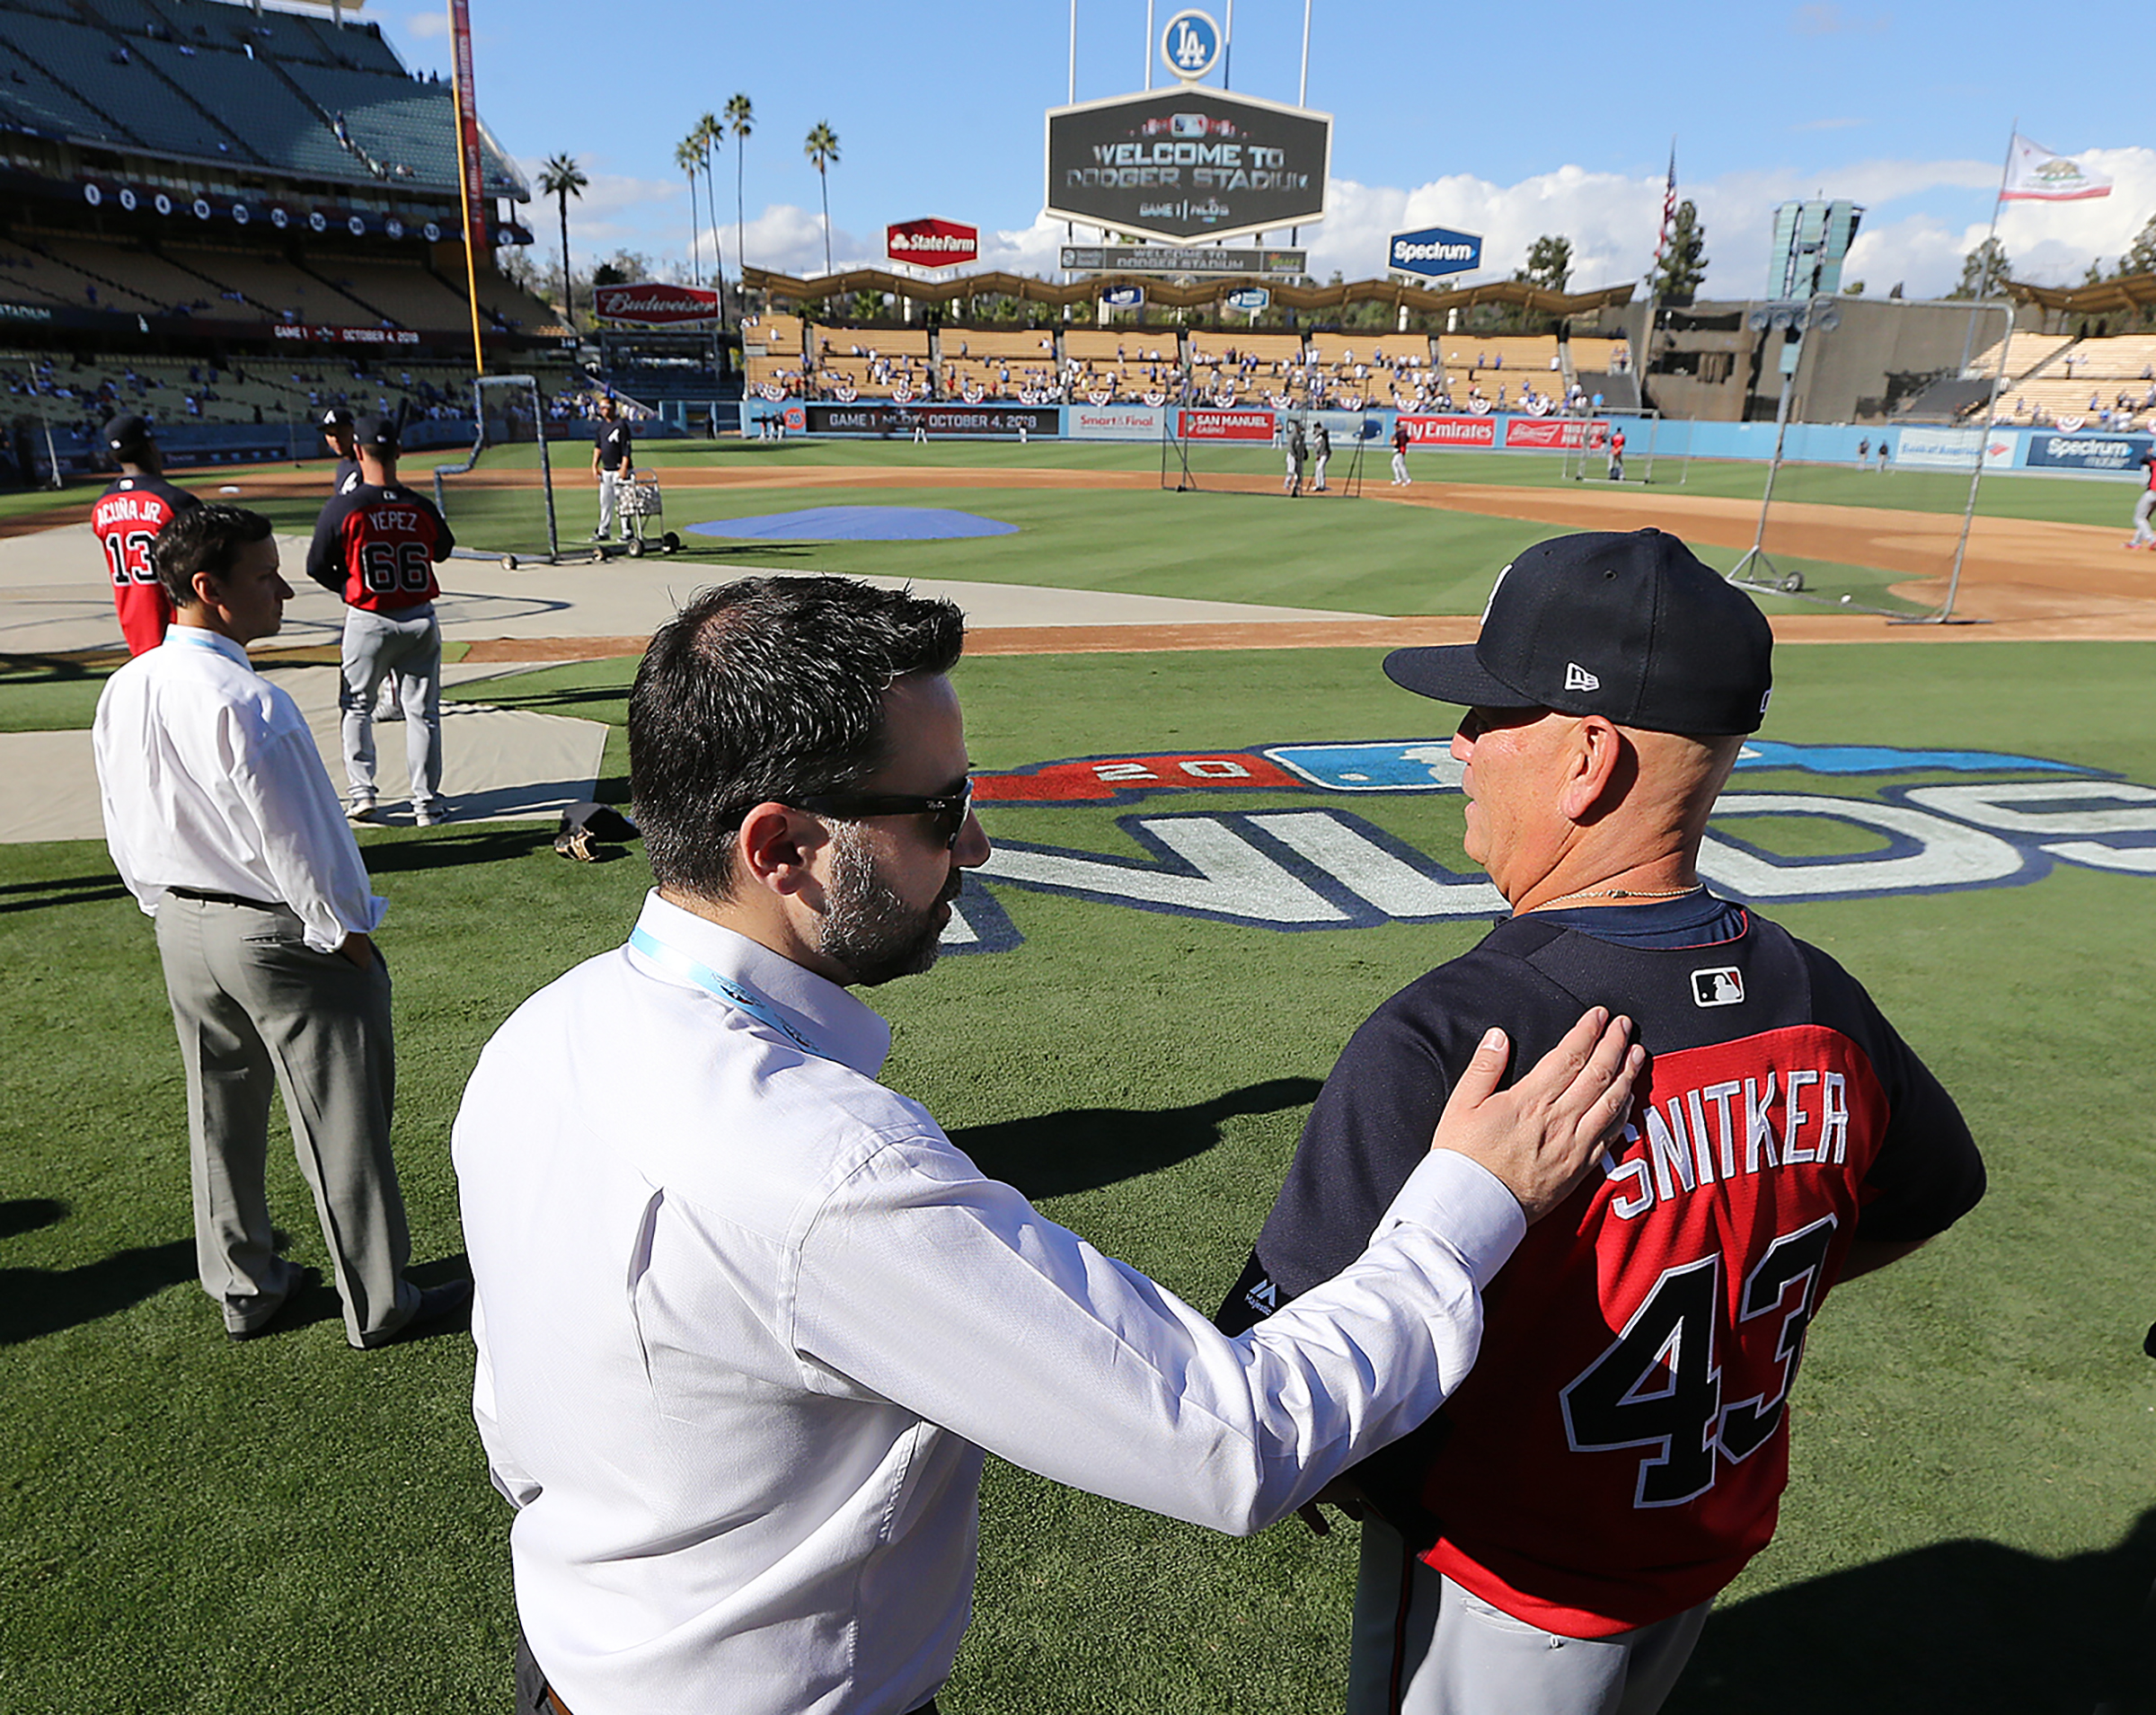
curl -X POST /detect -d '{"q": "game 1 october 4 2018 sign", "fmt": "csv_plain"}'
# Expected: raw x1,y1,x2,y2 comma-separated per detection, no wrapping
1045,88,1330,244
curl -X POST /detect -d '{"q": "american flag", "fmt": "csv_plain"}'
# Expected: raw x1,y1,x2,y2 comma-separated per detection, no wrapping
1653,143,1677,265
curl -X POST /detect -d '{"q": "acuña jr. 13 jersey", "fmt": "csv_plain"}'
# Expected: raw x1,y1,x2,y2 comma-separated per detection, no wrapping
305,482,455,612
1216,906,1984,1637
93,473,200,655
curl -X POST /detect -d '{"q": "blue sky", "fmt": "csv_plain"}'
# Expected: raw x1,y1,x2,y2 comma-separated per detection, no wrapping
368,0,2152,300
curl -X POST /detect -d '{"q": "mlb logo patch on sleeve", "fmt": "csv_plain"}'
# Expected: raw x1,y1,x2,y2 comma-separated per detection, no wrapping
1692,967,1745,1007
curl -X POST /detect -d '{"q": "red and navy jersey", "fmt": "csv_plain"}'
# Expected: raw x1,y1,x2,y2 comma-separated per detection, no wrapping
305,482,455,613
1216,906,1982,1637
92,473,199,655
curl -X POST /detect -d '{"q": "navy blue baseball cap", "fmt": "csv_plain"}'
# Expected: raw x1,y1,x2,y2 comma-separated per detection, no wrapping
353,414,400,451
321,405,354,430
104,413,154,456
1384,529,1775,736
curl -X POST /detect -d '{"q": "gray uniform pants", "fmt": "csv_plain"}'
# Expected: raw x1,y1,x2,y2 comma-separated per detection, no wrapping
340,602,442,813
2132,489,2156,546
155,892,419,1347
1348,1517,1711,1715
596,468,623,537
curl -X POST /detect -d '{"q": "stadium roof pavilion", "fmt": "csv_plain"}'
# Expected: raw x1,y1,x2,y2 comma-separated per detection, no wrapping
2008,271,2156,323
745,264,1634,320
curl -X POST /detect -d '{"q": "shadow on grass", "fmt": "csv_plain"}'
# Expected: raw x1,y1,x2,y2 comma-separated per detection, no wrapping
0,871,129,915
0,1224,196,1344
360,825,561,875
950,1077,1322,1202
1668,1510,2156,1715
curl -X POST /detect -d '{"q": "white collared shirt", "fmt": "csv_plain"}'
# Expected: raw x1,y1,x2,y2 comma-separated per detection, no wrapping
92,626,385,952
455,890,1525,1715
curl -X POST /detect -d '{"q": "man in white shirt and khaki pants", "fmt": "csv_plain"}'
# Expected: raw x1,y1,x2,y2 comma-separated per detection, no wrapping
93,504,468,1348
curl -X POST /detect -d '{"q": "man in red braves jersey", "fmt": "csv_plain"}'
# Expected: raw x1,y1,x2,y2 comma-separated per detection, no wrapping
1217,530,1984,1715
91,415,199,654
305,417,455,826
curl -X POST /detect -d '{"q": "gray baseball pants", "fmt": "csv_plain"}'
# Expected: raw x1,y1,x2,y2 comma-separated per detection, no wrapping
596,468,622,538
2132,490,2156,547
155,891,420,1347
1348,1517,1711,1715
340,602,442,814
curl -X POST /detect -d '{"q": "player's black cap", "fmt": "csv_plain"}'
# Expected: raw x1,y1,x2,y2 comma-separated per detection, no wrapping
321,405,354,430
353,414,400,452
1383,529,1775,736
104,413,154,456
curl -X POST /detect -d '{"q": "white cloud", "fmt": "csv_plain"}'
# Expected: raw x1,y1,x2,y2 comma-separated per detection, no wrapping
404,11,447,40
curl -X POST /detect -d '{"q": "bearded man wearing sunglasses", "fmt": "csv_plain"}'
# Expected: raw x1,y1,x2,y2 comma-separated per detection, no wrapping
453,574,1647,1715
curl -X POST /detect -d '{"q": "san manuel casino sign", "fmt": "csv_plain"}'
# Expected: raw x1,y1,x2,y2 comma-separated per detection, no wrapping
1044,87,1330,244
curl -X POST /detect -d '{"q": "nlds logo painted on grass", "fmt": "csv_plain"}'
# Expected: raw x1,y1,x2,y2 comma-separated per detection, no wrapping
938,738,2156,955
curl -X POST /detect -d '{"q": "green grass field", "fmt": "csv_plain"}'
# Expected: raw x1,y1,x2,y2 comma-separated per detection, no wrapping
6,443,2156,1712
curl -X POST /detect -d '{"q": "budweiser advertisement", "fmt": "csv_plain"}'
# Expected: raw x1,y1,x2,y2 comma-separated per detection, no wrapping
1504,417,1609,450
888,217,979,270
593,282,723,326
1397,414,1497,447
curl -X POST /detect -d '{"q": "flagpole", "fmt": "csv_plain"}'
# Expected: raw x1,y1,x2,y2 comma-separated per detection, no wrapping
1960,120,2018,374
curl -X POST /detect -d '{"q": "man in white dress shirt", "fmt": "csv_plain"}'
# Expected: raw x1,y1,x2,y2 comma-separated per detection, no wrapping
92,504,469,1348
454,574,1641,1715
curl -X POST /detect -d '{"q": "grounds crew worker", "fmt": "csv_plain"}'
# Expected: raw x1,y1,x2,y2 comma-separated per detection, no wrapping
1217,529,1984,1715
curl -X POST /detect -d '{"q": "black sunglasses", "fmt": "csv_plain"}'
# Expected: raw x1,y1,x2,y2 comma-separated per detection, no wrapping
794,780,974,848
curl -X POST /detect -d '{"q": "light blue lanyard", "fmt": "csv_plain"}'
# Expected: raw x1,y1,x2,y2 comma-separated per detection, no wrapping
627,927,833,1063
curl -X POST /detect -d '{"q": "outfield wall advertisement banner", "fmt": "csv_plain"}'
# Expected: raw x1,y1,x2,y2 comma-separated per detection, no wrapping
1505,418,1610,450
1070,404,1168,439
1177,408,1276,441
1893,427,2017,472
1045,88,1331,244
1397,415,1496,446
804,402,1059,437
2024,431,2152,473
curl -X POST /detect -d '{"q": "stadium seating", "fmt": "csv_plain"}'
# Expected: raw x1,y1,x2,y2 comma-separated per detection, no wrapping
1969,332,2072,381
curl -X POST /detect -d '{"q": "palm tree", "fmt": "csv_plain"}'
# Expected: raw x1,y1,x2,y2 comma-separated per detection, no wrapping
695,111,726,319
535,153,587,327
725,93,753,296
804,121,839,276
675,137,703,286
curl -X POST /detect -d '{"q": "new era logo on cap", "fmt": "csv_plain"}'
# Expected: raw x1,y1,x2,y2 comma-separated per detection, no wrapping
1692,967,1745,1007
1565,662,1601,693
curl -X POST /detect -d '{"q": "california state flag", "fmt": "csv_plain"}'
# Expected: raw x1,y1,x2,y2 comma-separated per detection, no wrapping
2001,135,2112,201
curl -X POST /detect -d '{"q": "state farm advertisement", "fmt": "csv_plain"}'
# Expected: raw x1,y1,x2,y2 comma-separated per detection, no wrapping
1504,417,1609,450
1397,414,1495,447
1177,408,1276,441
592,281,721,326
887,217,979,270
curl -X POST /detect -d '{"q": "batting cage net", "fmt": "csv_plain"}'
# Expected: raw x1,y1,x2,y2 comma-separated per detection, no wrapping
1723,297,2013,623
1160,401,1380,498
430,374,563,568
1558,408,1683,487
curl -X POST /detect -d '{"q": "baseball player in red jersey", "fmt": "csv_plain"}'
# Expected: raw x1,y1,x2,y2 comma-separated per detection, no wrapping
91,415,199,654
305,416,455,826
1217,531,1984,1715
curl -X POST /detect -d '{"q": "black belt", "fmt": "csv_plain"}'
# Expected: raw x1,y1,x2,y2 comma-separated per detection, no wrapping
165,887,280,910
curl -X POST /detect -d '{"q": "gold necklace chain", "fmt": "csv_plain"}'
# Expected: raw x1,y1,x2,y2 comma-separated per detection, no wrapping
1539,881,1707,908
